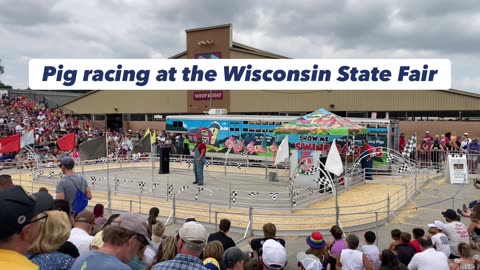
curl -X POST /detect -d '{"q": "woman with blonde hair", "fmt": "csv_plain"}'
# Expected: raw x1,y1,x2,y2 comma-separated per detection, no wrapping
148,235,177,270
449,243,479,270
150,222,166,252
27,210,75,270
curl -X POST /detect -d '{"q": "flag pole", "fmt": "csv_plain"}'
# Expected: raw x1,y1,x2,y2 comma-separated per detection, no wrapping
105,134,112,214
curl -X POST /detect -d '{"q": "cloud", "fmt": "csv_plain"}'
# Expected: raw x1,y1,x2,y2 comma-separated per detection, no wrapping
0,0,478,94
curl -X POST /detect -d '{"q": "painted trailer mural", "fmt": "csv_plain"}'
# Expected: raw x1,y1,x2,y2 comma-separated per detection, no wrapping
166,112,400,163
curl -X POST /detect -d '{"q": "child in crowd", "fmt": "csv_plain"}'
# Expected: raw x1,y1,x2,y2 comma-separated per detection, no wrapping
361,231,381,269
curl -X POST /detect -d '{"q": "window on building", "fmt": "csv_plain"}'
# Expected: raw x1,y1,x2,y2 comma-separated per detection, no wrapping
130,114,146,121
93,114,105,121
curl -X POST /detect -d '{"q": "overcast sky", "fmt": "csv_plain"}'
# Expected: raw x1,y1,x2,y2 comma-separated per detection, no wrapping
0,0,478,93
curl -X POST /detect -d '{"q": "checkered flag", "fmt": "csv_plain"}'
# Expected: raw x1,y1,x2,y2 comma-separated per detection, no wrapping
91,176,98,187
291,191,297,206
248,192,259,198
305,166,320,175
236,163,242,169
397,162,410,173
205,160,211,167
195,187,204,200
48,171,56,179
114,178,120,191
138,181,145,193
270,193,279,201
313,176,332,189
167,185,174,197
179,185,189,193
186,160,193,168
346,139,355,156
151,183,161,193
387,153,396,164
231,191,238,203
308,187,315,194
402,135,416,157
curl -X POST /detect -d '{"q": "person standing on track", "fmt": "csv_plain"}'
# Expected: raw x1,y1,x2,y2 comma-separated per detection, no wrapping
192,136,206,186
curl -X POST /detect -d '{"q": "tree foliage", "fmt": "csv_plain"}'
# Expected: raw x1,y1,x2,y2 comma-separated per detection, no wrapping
0,59,12,89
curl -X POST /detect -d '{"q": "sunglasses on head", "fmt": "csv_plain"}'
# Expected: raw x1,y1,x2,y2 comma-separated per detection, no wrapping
28,212,49,225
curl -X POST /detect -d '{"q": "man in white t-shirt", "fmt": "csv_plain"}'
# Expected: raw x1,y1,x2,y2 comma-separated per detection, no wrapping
441,209,469,259
408,237,448,270
427,221,450,258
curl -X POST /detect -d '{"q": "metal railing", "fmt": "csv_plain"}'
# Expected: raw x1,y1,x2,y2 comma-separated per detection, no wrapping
11,155,445,238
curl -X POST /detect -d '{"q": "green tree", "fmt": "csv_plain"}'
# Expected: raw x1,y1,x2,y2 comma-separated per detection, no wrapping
0,59,13,89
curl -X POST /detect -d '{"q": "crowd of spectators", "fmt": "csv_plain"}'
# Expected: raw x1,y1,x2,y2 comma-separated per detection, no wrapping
399,131,479,173
3,172,480,270
0,94,180,168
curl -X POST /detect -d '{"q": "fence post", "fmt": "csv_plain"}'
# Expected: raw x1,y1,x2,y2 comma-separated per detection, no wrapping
139,194,142,213
229,182,232,209
375,212,379,242
209,203,212,224
224,155,227,176
129,200,133,212
387,194,391,222
166,176,170,202
215,211,218,232
405,182,408,203
81,161,85,177
107,175,112,215
249,207,254,236
172,193,176,224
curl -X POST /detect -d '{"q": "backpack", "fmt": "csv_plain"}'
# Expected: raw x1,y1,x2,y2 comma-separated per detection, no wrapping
68,176,88,215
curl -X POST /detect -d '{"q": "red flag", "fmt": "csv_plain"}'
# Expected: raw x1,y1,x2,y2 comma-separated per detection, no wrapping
57,132,76,151
0,134,21,153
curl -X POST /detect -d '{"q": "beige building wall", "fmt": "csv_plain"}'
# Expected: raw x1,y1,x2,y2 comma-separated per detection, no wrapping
229,90,480,113
63,90,187,114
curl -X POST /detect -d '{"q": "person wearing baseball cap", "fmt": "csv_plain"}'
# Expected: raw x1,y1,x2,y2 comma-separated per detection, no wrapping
441,209,470,259
427,221,451,258
0,185,53,269
152,221,208,270
56,157,92,212
261,239,288,270
222,247,250,270
70,212,150,270
297,252,322,270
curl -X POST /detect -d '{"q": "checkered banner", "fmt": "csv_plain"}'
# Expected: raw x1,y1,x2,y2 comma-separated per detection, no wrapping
346,139,355,156
138,181,145,193
402,135,417,157
150,183,161,193
248,192,259,198
270,192,279,201
397,162,410,173
313,176,332,189
168,185,174,197
231,191,238,203
387,153,396,164
305,166,320,175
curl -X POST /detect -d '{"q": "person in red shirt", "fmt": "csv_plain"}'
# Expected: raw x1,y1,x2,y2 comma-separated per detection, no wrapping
423,131,433,146
399,133,406,153
410,228,425,253
360,139,375,180
192,136,207,186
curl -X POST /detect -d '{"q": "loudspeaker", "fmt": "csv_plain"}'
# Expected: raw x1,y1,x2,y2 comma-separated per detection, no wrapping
158,147,170,174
